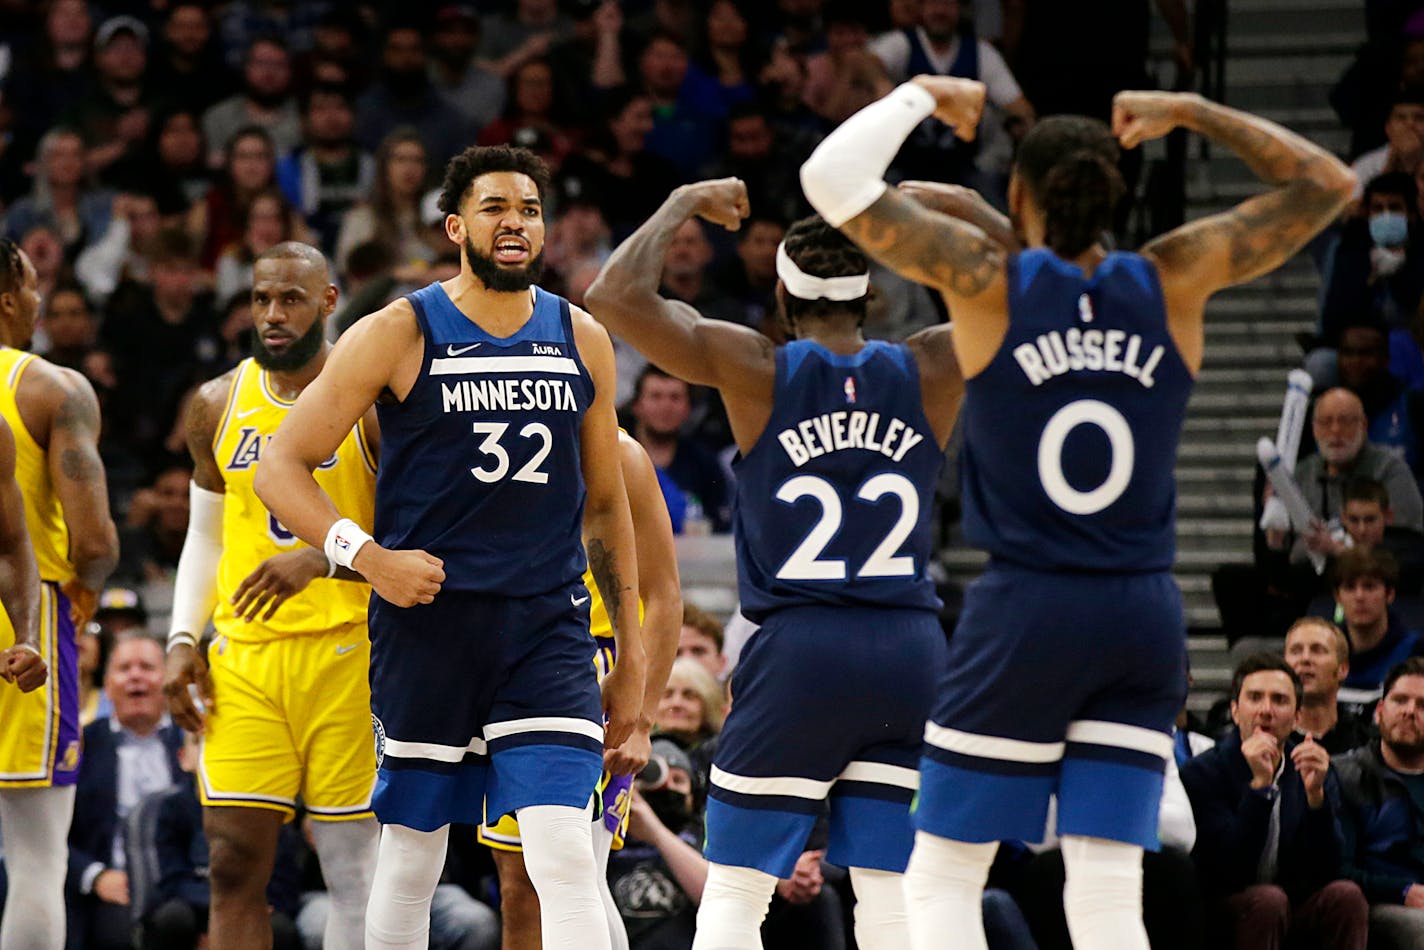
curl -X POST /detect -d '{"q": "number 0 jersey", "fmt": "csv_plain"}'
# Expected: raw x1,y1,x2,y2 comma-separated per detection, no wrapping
376,283,593,596
960,249,1193,573
733,340,945,623
212,359,377,641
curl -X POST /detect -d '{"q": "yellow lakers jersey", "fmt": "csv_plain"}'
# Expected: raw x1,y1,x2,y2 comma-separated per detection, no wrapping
0,349,74,585
212,359,376,641
582,565,643,681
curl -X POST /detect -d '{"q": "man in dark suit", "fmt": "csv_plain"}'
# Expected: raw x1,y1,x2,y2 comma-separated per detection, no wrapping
1181,653,1368,949
67,635,182,950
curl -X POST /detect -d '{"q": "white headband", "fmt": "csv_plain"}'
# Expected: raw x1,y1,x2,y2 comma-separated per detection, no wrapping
776,243,870,301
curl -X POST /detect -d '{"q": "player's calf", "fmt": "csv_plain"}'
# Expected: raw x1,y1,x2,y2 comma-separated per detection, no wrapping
204,807,286,949
491,848,542,950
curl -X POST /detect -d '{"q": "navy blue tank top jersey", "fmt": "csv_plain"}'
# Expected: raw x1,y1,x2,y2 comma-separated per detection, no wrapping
375,282,594,596
734,339,945,622
960,248,1193,573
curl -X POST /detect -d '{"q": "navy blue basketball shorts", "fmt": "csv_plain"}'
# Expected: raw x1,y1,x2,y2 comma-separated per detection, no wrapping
916,566,1187,852
367,583,604,832
705,605,946,878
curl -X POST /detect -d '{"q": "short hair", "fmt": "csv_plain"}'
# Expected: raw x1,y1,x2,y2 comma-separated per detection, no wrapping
437,145,551,216
682,603,724,650
1383,656,1424,698
0,239,24,296
1344,477,1391,509
1231,652,1303,707
244,34,287,61
46,281,93,313
1285,616,1351,667
301,82,352,114
1364,170,1417,209
631,364,685,403
1333,546,1400,592
256,241,330,282
780,214,869,326
1392,85,1424,111
150,227,197,266
1015,116,1124,258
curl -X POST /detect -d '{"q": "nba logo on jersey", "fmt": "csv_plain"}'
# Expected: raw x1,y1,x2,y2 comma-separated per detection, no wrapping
844,377,857,404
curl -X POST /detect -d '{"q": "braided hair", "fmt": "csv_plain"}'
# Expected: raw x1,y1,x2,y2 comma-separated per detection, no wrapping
779,214,869,330
0,239,24,297
1015,116,1124,258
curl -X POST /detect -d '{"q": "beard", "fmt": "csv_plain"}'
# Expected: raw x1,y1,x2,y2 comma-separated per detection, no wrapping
251,317,325,371
464,234,545,293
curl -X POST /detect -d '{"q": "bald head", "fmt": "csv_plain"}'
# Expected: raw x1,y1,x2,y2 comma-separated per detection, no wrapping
1313,387,1368,468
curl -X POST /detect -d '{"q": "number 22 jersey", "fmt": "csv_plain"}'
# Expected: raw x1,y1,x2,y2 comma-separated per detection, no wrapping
960,249,1193,573
734,340,945,623
376,282,593,596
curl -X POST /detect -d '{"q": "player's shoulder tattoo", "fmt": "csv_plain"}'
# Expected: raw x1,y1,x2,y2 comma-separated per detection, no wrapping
841,189,1005,298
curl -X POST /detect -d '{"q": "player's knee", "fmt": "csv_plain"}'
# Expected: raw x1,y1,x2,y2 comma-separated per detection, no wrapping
206,825,274,896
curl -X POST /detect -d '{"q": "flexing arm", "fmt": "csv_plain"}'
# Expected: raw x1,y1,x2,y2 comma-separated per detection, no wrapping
43,369,118,623
584,180,775,395
1128,93,1355,366
605,433,682,776
897,181,1019,252
575,312,645,750
255,304,444,608
0,416,43,692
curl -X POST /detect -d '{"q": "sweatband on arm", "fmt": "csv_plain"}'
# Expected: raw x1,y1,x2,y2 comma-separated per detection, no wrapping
167,482,224,651
800,82,937,227
325,518,373,571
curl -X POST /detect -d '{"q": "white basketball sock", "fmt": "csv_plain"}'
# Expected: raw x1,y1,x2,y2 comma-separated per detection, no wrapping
1061,835,1149,950
691,862,778,950
0,786,75,950
849,867,909,950
903,832,997,950
518,803,611,950
310,817,378,950
365,823,449,950
592,820,630,950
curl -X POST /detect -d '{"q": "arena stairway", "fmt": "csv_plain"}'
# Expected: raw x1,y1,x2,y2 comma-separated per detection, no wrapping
937,0,1367,713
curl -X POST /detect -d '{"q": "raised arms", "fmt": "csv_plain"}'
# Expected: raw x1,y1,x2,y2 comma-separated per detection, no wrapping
1127,92,1356,369
0,416,43,692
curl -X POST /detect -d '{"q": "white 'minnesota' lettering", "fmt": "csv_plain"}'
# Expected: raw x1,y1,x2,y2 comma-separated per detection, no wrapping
1014,329,1166,389
777,411,925,467
440,380,577,413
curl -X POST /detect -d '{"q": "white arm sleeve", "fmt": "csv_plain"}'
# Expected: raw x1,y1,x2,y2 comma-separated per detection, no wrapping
799,82,936,227
167,482,224,650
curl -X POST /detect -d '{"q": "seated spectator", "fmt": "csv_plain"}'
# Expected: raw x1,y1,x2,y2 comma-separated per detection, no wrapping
1322,175,1424,333
275,85,375,256
66,15,159,179
4,128,113,255
1336,657,1424,948
476,57,575,173
202,36,301,164
478,0,575,79
354,24,475,170
118,106,213,218
1350,88,1424,205
1335,478,1424,595
74,191,166,305
1338,317,1424,471
688,0,760,116
1181,653,1369,948
145,2,232,114
20,225,75,303
636,31,728,179
144,733,301,950
81,588,150,726
66,636,184,950
546,0,629,122
428,5,506,132
4,0,95,162
334,129,432,280
115,465,191,590
659,219,742,326
803,7,891,126
709,214,785,331
198,126,278,269
656,656,725,750
679,603,728,680
215,189,308,305
37,283,98,373
628,366,731,534
703,105,812,235
869,0,1034,193
1335,548,1424,718
1285,617,1372,754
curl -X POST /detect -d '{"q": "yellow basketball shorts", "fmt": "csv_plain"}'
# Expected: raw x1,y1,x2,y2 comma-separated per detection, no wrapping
199,626,375,821
478,768,632,852
0,583,81,788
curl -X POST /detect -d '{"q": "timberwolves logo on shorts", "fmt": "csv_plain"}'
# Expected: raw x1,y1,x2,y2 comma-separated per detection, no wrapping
372,714,386,768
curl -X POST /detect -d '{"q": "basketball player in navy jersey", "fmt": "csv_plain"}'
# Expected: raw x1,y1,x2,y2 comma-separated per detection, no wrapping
800,79,1356,950
586,190,963,950
254,146,645,950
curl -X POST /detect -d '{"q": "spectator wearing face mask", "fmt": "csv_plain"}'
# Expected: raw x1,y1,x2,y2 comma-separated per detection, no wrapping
1324,172,1424,335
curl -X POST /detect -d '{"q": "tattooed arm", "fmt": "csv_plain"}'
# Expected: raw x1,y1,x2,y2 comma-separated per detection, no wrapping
33,365,117,626
572,308,645,752
1124,92,1356,371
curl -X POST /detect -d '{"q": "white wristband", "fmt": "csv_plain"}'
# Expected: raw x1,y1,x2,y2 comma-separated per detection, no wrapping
166,633,197,653
324,518,373,570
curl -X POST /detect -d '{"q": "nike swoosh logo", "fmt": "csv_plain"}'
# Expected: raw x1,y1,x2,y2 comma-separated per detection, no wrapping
234,408,260,419
571,594,590,607
335,644,359,655
447,343,484,357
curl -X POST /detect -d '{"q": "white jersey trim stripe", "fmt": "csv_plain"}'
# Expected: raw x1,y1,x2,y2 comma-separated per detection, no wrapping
382,736,489,762
484,716,604,743
1337,686,1383,705
838,760,921,791
924,723,1066,763
430,356,580,376
1065,720,1174,760
710,766,833,800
